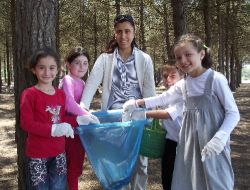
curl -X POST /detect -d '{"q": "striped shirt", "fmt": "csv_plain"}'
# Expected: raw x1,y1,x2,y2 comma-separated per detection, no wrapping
107,48,142,109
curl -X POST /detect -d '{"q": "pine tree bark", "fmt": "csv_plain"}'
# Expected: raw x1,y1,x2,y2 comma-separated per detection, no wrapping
203,0,212,47
115,0,120,16
0,56,2,93
170,0,187,38
139,0,146,51
163,0,171,60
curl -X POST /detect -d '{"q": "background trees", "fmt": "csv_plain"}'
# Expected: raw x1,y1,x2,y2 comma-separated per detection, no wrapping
1,0,248,88
0,0,249,188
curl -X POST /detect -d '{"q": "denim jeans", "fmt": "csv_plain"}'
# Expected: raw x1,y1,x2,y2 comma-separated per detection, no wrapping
26,152,67,190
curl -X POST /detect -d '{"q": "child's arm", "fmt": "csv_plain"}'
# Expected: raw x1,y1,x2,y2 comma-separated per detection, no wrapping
61,76,88,116
80,54,105,109
144,80,183,109
20,90,53,137
201,73,240,162
146,101,183,120
123,80,183,112
213,74,240,134
146,110,170,119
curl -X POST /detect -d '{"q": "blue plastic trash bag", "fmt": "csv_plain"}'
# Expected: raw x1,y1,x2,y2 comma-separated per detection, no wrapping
76,109,148,190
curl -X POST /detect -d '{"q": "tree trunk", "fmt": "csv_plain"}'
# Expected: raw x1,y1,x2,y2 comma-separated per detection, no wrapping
4,54,7,82
163,0,171,60
105,4,111,45
229,44,236,91
11,0,16,89
170,0,187,38
93,5,98,61
229,0,241,90
14,0,59,189
139,0,146,51
224,1,230,80
56,0,60,51
216,0,224,73
6,34,11,87
80,0,85,48
115,0,120,16
0,56,2,93
235,53,241,87
202,0,212,47
233,1,242,87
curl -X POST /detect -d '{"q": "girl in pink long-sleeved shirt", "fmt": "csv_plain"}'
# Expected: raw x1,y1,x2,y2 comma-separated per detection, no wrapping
59,46,91,190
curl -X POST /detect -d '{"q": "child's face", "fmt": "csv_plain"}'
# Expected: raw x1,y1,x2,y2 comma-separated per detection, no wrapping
68,55,88,78
162,69,181,89
174,42,205,77
32,56,58,85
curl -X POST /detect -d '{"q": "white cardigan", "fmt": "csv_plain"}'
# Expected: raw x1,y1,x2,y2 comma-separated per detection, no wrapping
80,47,156,111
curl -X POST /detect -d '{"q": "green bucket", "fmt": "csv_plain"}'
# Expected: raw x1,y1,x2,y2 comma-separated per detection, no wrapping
139,119,166,159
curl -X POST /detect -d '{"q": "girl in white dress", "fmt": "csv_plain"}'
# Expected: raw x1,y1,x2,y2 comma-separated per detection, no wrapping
123,34,240,190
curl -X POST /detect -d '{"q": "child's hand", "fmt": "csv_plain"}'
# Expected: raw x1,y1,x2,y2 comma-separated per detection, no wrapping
80,101,88,110
123,99,138,112
122,110,146,122
88,114,100,124
201,130,229,162
131,110,146,121
77,114,100,125
51,123,74,138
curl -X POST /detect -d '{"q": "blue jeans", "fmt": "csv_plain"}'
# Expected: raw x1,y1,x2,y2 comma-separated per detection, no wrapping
26,152,67,190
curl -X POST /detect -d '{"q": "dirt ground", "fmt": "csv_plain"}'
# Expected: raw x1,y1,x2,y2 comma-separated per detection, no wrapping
0,83,249,190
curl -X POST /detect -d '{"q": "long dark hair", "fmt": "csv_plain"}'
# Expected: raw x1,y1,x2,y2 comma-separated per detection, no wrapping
173,34,213,68
102,14,138,53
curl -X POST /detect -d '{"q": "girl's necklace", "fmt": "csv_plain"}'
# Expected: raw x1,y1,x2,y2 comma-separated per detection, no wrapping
35,85,55,95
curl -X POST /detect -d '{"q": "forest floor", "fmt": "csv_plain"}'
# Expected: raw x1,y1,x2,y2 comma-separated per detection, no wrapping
0,83,249,190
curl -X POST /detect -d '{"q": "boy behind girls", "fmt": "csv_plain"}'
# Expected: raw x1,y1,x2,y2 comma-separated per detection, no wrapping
123,61,184,190
158,62,184,190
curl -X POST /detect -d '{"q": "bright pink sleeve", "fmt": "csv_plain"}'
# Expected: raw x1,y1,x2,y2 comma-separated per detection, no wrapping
60,76,88,116
20,89,52,137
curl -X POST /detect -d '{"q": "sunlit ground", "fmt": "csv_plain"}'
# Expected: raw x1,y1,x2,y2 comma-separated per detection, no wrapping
242,79,250,83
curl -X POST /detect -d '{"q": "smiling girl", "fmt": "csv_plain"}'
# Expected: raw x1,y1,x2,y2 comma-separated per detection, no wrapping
124,33,240,190
59,47,99,190
20,48,74,189
170,33,240,190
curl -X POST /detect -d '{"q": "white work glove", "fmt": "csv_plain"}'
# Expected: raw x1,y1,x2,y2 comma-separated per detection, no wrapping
201,130,229,162
131,110,146,121
76,114,100,125
122,110,146,122
51,123,74,138
79,101,88,110
122,99,138,112
122,111,131,122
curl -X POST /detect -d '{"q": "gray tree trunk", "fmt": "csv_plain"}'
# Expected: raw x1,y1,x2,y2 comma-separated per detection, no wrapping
203,0,212,47
170,0,187,38
139,0,146,51
163,0,171,60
